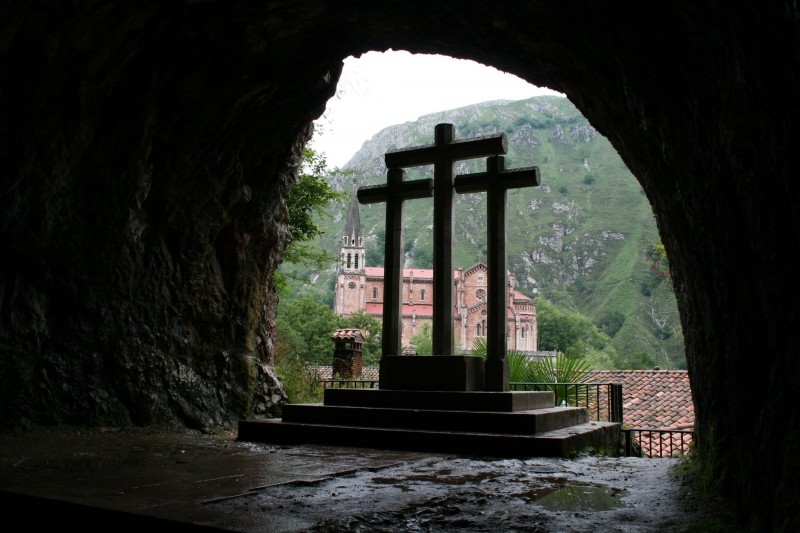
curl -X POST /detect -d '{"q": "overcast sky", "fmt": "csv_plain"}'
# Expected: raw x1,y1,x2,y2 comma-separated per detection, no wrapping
310,50,564,168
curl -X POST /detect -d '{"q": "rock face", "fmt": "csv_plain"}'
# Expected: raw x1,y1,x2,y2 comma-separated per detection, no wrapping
1,2,798,530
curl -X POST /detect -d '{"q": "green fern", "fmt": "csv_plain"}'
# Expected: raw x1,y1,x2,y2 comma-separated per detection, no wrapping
470,337,591,405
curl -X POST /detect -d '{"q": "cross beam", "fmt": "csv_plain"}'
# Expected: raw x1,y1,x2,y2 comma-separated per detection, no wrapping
385,124,507,356
454,155,540,391
358,169,433,368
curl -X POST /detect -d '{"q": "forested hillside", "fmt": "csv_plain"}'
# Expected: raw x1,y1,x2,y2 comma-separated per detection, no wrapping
280,95,684,369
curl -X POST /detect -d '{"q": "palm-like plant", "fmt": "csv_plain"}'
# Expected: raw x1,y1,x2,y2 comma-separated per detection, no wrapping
526,352,592,384
526,352,592,406
470,338,592,406
471,337,529,382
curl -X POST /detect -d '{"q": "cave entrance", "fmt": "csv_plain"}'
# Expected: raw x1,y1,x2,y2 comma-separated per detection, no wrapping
284,50,685,373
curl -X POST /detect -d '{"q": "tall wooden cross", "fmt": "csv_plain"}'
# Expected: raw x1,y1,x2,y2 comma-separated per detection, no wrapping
382,123,507,356
454,155,540,390
357,168,433,361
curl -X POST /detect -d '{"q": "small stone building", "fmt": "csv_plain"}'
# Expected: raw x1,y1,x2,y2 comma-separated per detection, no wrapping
330,328,364,379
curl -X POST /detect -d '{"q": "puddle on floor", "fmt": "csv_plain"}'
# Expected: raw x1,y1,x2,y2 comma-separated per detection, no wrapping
527,484,629,512
525,465,563,474
371,473,497,486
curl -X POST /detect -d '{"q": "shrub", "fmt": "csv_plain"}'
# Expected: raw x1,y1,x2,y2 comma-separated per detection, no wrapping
275,352,323,404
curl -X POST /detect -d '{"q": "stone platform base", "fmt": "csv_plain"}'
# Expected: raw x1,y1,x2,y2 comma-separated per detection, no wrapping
323,388,553,411
238,388,621,458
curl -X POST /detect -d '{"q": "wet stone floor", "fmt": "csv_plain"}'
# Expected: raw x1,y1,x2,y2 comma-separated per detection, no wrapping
211,453,708,532
0,427,734,532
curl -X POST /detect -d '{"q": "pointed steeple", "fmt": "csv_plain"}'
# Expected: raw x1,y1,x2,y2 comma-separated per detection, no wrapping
339,179,365,272
343,179,362,244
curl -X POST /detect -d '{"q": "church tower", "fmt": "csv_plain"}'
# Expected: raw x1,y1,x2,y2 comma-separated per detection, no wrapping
333,180,366,315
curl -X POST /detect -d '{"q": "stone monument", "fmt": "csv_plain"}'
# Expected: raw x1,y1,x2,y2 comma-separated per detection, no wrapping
358,123,539,391
238,124,620,458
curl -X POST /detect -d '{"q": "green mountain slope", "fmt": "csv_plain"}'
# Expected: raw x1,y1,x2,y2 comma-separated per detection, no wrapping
285,95,684,369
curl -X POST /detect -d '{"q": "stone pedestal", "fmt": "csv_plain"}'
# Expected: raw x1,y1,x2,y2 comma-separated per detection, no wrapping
379,355,485,391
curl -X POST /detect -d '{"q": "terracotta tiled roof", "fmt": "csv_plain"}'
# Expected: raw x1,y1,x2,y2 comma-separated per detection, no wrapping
587,369,695,457
365,302,383,314
364,267,435,279
330,329,365,341
315,366,379,380
587,369,694,429
401,304,433,316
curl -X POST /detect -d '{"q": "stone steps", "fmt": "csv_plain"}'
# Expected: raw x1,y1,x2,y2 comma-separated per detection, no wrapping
321,388,555,411
237,389,621,458
237,418,619,458
279,404,588,435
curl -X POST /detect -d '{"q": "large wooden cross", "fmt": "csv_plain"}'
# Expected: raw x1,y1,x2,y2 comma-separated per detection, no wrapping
358,169,433,360
454,155,540,390
382,123,507,356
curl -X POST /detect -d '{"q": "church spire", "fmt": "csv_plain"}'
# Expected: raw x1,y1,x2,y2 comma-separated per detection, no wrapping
339,179,365,272
343,179,362,243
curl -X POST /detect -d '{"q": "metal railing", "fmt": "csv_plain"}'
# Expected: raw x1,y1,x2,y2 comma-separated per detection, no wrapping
318,379,379,389
623,428,694,458
510,381,624,423
510,382,694,457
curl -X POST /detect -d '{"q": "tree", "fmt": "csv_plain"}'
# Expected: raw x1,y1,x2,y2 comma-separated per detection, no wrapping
412,246,433,269
276,146,347,294
337,310,382,366
535,297,619,363
644,240,672,288
595,310,625,338
410,322,433,355
366,227,385,266
275,296,341,365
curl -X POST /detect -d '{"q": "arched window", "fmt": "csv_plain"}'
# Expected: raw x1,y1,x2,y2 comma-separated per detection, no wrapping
354,254,359,269
359,237,363,246
347,253,351,268
477,323,482,336
351,238,355,245
420,289,426,301
372,287,378,299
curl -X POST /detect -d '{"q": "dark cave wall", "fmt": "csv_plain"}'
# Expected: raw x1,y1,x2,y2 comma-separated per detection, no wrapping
1,2,799,530
0,2,339,429
330,5,800,527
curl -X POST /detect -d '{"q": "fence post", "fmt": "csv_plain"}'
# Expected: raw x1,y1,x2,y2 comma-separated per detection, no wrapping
609,383,623,424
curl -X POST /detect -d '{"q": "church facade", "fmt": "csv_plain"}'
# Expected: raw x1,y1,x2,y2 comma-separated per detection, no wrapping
332,183,538,354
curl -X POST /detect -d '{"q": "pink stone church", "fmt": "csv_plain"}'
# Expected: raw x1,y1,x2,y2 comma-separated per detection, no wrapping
332,183,538,353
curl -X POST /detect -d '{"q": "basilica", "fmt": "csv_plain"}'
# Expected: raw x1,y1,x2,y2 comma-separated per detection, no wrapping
332,184,538,353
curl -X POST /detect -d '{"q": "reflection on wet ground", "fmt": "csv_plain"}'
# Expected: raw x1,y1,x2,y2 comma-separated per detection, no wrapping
0,428,732,533
210,454,700,532
525,483,628,511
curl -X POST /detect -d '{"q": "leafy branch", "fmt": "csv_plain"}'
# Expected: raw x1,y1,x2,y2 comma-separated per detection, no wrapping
644,240,672,287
